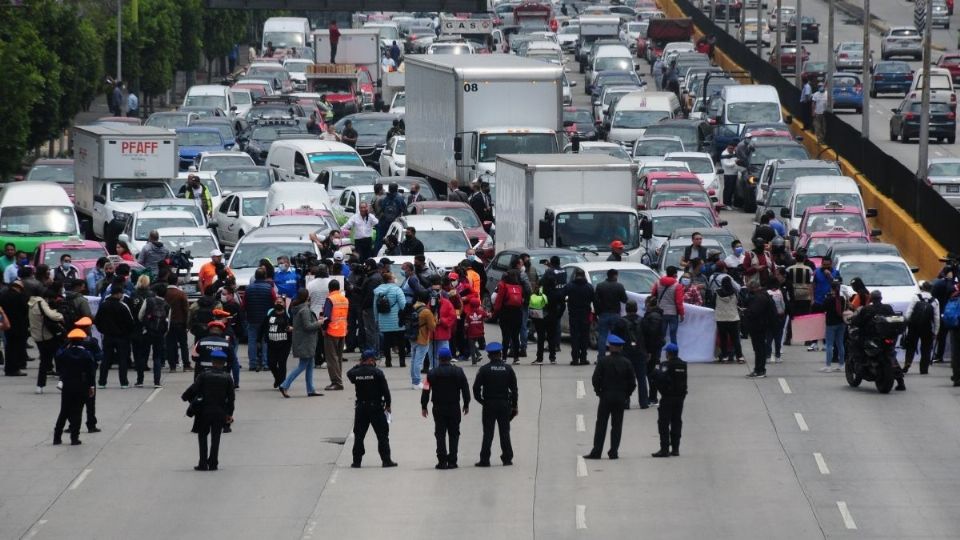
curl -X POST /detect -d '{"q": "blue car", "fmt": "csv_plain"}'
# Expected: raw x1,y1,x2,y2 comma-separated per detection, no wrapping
831,72,864,113
175,127,229,171
870,60,913,97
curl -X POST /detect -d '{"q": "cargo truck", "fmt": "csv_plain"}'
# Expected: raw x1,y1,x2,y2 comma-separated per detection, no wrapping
73,125,177,241
575,15,621,68
313,28,382,109
494,154,645,260
405,55,564,196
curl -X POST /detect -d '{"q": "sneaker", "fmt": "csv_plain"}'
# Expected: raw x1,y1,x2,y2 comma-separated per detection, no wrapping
412,384,422,390
134,383,144,388
818,366,832,372
774,356,782,364
97,385,106,389
806,344,819,352
154,384,163,389
120,385,129,389
35,387,43,394
832,366,842,372
746,372,766,378
56,381,63,391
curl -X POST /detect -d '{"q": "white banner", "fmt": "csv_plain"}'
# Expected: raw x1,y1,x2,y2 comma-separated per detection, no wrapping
627,292,717,363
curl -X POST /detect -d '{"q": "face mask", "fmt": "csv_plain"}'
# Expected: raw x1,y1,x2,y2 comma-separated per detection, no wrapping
450,281,458,288
734,247,744,256
467,255,477,261
18,258,28,266
279,264,289,271
680,278,691,286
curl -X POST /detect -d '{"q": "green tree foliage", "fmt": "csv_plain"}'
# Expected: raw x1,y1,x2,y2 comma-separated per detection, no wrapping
0,17,45,176
178,0,204,73
203,9,251,65
138,0,181,98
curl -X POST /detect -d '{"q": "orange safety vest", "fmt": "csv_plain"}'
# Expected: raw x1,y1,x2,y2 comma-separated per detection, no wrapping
467,268,481,297
326,290,349,338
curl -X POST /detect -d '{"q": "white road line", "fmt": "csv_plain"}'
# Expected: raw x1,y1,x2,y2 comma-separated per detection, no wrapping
814,452,831,475
837,501,858,530
576,380,585,399
24,520,48,539
778,377,792,394
794,412,809,432
576,414,585,432
577,456,588,477
935,150,945,157
116,422,132,438
329,469,339,484
575,505,587,529
145,387,162,403
69,468,92,491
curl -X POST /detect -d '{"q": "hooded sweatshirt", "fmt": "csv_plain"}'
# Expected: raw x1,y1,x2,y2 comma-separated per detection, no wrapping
651,276,685,317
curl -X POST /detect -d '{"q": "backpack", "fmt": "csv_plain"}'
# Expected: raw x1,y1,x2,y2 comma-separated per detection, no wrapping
40,300,66,340
129,293,149,332
907,295,935,330
380,195,404,224
942,297,960,330
404,305,426,340
376,291,394,314
503,283,524,308
528,290,547,318
143,296,170,336
702,278,718,309
56,297,81,333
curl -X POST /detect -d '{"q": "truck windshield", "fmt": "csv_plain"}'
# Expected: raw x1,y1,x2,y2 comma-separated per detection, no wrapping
477,133,558,162
612,110,670,129
0,207,77,236
199,155,252,171
311,79,352,94
726,102,781,123
555,211,639,251
110,183,172,202
184,95,227,109
262,31,304,48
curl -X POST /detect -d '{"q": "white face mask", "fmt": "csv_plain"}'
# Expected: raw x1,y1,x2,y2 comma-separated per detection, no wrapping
279,264,289,271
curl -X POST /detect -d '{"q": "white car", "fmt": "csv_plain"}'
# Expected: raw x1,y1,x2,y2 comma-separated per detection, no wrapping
768,6,796,30
316,166,382,201
155,226,220,296
663,151,722,202
636,160,691,178
229,89,253,118
381,215,472,271
334,185,407,222
740,18,772,47
624,21,649,50
119,210,202,256
837,255,920,315
565,141,632,161
212,190,268,249
195,151,255,172
282,58,315,91
227,225,320,287
379,136,407,177
389,92,405,115
141,198,207,226
562,74,574,106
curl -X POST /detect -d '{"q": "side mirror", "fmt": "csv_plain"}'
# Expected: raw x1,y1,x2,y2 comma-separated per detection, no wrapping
226,210,238,218
780,207,791,218
207,220,219,229
910,266,920,274
382,149,392,156
865,208,878,218
870,228,882,237
453,135,463,162
94,194,106,204
538,219,552,241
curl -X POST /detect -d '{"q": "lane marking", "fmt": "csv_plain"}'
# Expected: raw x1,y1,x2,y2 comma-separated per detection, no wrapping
577,456,588,477
837,501,857,530
576,380,585,399
69,468,92,491
814,452,831,475
576,414,585,432
575,504,587,529
24,519,48,539
329,469,339,484
778,377,792,394
116,422,132,438
934,150,945,157
794,412,809,432
145,387,162,403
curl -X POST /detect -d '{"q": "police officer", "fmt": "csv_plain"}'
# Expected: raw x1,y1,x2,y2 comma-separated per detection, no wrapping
73,317,103,433
347,349,398,468
191,320,238,433
181,350,235,471
53,329,97,446
651,343,688,457
472,342,519,467
584,335,636,460
421,347,470,469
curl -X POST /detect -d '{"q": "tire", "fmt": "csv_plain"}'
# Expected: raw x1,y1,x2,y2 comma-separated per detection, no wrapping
890,127,898,141
870,89,877,98
813,36,819,44
900,128,909,143
875,361,894,394
744,194,757,214
949,136,956,144
856,107,863,114
845,361,862,387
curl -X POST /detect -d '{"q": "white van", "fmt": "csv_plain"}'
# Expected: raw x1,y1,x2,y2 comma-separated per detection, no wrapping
262,17,311,55
183,85,234,113
0,182,81,250
265,182,333,214
265,139,364,182
716,85,783,127
782,175,865,230
606,91,682,145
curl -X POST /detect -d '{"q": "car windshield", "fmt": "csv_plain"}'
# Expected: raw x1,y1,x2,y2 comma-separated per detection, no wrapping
242,197,267,216
134,218,199,241
216,169,272,190
652,191,710,207
841,42,863,52
177,131,222,146
767,187,792,207
667,157,713,174
612,110,670,129
341,118,394,136
199,155,252,171
26,164,74,184
915,74,953,90
908,102,952,113
143,204,204,223
838,261,914,287
419,207,481,228
727,102,781,123
752,145,808,165
230,91,252,105
589,269,658,293
330,170,380,190
310,79,353,93
477,133,558,162
929,162,960,176
833,75,860,87
162,234,218,254
775,167,840,183
415,230,471,252
794,193,862,215
42,247,106,266
642,126,697,148
111,183,171,202
595,57,632,72
804,62,827,72
231,241,312,268
564,109,593,124
0,206,77,236
597,74,640,88
639,164,689,175
430,44,471,54
146,114,190,130
263,31,305,48
806,236,867,257
804,213,866,233
634,139,684,157
308,152,364,167
284,62,312,73
196,124,234,142
184,95,227,109
555,211,640,251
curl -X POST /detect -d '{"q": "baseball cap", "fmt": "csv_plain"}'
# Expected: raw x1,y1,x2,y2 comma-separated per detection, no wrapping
361,349,377,360
67,328,87,340
333,251,344,261
610,240,624,250
438,347,452,360
74,317,94,328
210,248,224,257
607,334,625,346
379,257,394,266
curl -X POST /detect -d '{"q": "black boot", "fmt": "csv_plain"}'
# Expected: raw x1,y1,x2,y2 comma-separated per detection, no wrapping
895,378,906,391
53,432,62,445
671,444,680,457
651,448,670,458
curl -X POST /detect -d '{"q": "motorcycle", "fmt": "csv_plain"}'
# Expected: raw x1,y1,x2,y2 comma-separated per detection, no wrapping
845,315,905,394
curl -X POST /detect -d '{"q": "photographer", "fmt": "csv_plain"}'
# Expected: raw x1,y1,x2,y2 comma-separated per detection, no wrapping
199,249,233,294
137,230,169,278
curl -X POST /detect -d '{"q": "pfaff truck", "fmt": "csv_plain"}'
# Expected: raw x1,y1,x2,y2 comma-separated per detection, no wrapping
405,55,564,196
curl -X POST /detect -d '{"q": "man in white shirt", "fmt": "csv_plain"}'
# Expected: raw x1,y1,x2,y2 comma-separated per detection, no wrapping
799,76,813,129
341,201,378,261
719,143,739,208
811,83,828,142
320,123,341,141
306,265,332,367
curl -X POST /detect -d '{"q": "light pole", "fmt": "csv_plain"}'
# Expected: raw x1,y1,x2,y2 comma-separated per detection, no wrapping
918,0,933,217
862,0,870,139
827,0,835,111
796,0,803,86
116,0,122,83
725,1,731,37
774,0,782,71
756,0,763,58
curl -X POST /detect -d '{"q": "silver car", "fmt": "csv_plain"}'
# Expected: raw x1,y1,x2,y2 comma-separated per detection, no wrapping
834,41,869,72
925,158,960,208
881,26,922,60
933,0,950,29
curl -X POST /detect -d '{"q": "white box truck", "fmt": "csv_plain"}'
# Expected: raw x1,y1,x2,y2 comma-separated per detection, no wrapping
73,125,177,240
405,55,564,197
494,154,645,260
313,28,382,109
576,15,622,68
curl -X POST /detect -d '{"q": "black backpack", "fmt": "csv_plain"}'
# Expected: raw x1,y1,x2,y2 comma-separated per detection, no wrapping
404,305,425,340
55,297,81,333
376,291,394,314
907,295,935,331
143,296,170,336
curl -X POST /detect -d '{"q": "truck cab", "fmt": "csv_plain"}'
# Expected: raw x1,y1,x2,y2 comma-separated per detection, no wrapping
457,127,562,188
539,204,645,261
305,68,364,120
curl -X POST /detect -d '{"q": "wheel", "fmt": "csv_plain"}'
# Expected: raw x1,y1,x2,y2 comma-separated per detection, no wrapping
949,136,956,144
900,128,909,143
813,36,819,44
856,107,863,114
881,53,888,61
744,195,757,214
845,361,862,387
875,361,894,394
890,127,897,141
869,89,877,98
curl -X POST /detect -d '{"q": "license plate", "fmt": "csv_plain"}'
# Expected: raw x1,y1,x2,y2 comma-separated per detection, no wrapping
182,284,197,294
948,185,960,193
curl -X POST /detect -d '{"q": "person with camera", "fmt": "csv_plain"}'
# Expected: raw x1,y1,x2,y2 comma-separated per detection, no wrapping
850,290,906,391
137,230,169,279
199,249,233,295
181,349,235,471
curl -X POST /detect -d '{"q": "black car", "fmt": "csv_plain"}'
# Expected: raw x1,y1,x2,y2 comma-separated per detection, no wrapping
890,99,956,144
484,248,587,308
238,119,308,165
564,107,598,141
590,70,643,101
641,119,715,154
735,139,809,211
785,15,820,43
335,112,403,166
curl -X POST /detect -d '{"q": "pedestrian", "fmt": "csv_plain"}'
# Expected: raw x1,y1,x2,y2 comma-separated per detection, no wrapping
374,272,407,368
493,269,526,364
720,144,738,207
540,256,566,363
228,44,238,72
650,266,685,345
306,264,331,367
714,276,744,363
595,268,628,362
181,350,235,471
136,230,169,278
279,289,323,398
800,75,813,130
390,40,401,65
408,290,435,388
742,237,776,289
614,300,649,409
472,342,518,467
329,20,341,63
71,317,102,433
243,268,276,371
583,335,636,460
111,81,123,116
812,82,828,142
29,287,65,394
400,226,425,256
53,329,97,446
399,261,425,305
468,181,493,223
766,277,787,364
322,279,350,389
650,343,688,457
127,89,139,119
348,349,397,468
341,119,358,148
607,240,625,261
134,279,169,388
0,242,15,275
406,183,425,205
742,281,778,378
1,279,29,376
341,201,378,261
641,295,665,404
274,256,299,299
528,284,549,364
429,276,456,368
561,268,595,365
463,296,488,364
447,179,468,203
360,258,384,356
198,249,233,295
903,281,939,374
95,283,136,388
180,175,215,219
165,273,192,371
420,347,470,469
53,254,79,282
821,279,848,373
809,256,840,351
320,122,341,141
784,249,815,346
260,296,292,389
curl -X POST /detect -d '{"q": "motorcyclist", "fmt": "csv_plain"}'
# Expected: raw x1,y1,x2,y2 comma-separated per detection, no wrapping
850,290,906,391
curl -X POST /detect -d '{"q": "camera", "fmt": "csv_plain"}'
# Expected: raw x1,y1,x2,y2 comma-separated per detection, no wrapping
168,248,194,271
291,251,318,273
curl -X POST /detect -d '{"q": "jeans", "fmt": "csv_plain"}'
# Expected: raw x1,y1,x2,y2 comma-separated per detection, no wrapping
281,357,315,395
36,339,61,388
628,350,649,407
166,322,190,369
430,339,450,369
596,312,620,361
246,321,266,369
662,314,679,345
766,315,786,359
411,342,429,385
362,309,379,356
824,324,846,367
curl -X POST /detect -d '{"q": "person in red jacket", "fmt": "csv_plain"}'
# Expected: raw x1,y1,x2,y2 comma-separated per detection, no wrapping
650,266,685,345
493,269,527,364
429,276,457,370
329,20,341,63
463,296,489,364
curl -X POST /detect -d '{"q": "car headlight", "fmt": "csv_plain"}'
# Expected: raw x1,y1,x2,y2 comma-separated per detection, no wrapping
113,210,131,222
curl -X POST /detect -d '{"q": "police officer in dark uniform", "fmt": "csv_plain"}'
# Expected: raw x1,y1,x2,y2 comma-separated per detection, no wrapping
53,329,97,445
181,350,235,471
472,342,519,467
584,335,636,460
191,320,237,433
73,316,103,433
347,349,398,468
421,347,470,469
651,343,688,457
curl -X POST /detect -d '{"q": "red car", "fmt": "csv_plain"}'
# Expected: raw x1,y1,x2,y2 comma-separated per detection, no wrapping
638,170,702,207
796,202,878,238
655,196,725,226
642,182,712,210
33,239,143,283
407,201,494,260
23,158,76,203
769,44,809,73
797,228,872,267
936,53,960,83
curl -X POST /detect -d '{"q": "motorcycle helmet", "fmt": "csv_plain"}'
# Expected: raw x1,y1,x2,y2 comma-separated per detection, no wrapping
771,236,786,254
752,236,766,250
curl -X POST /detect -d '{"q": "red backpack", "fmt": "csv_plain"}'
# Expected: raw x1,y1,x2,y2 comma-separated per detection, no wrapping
503,283,524,308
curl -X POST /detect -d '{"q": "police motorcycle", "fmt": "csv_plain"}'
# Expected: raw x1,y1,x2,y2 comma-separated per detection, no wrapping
845,313,905,394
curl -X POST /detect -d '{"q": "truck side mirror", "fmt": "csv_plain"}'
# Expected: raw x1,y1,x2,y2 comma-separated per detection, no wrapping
453,135,463,162
94,194,106,204
780,207,791,218
538,219,553,242
641,217,653,240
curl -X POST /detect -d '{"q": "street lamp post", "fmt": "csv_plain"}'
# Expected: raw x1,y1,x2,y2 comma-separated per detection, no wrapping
796,0,803,86
756,0,763,58
116,0,122,83
862,0,870,139
827,0,835,111
918,0,934,219
774,0,782,71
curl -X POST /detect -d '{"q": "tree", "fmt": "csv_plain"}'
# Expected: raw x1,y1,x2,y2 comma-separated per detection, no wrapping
178,0,203,88
138,0,181,100
203,10,250,77
0,16,45,177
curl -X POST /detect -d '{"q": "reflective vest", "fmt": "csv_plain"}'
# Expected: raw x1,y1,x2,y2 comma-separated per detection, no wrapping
326,291,349,338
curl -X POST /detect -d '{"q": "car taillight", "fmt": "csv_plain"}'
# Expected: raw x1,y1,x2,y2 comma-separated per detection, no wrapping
839,53,848,59
904,112,916,120
908,72,915,80
874,74,884,80
952,94,957,103
854,83,862,92
948,112,957,120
